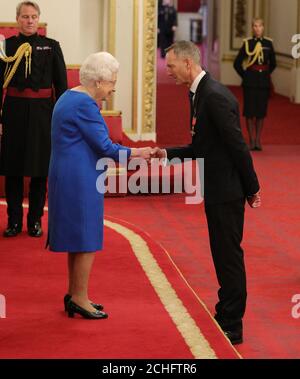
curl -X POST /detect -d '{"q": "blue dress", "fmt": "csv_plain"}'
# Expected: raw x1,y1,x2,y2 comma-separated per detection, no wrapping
48,90,131,252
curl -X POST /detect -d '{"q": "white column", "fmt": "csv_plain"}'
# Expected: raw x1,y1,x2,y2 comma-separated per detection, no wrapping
101,0,157,141
113,0,134,132
110,0,157,141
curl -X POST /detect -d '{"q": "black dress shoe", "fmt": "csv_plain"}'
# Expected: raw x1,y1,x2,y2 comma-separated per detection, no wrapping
255,144,263,151
3,224,22,237
214,314,243,344
66,300,108,319
224,329,243,345
63,294,104,312
27,222,43,237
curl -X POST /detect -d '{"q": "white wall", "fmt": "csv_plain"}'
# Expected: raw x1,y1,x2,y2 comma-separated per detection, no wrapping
79,0,103,60
268,0,298,56
176,12,201,41
267,0,298,99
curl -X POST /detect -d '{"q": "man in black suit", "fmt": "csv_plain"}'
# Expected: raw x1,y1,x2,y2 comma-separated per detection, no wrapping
152,41,261,345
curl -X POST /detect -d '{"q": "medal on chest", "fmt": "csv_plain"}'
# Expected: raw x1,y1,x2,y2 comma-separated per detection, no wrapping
191,116,196,136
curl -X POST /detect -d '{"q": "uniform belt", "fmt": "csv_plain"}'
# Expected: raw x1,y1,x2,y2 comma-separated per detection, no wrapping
6,87,53,98
247,64,269,72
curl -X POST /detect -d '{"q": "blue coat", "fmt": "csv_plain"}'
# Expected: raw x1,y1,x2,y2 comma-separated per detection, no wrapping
48,90,131,252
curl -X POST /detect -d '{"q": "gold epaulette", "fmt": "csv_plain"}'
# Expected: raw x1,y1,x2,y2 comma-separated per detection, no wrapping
243,37,252,43
264,36,273,41
243,38,264,68
0,42,32,88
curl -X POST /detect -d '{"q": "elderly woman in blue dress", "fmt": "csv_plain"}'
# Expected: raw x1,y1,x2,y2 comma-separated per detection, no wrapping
48,52,152,319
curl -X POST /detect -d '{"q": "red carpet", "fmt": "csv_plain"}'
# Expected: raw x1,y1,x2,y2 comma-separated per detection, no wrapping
1,49,299,359
0,146,299,358
0,203,238,359
103,145,300,359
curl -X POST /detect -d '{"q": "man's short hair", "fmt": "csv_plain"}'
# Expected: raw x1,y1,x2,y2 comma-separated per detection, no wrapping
252,18,264,26
80,52,120,87
16,1,41,17
165,40,201,65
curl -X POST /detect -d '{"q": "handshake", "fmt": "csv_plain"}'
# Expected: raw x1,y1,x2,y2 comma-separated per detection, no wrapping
130,147,262,209
130,147,167,161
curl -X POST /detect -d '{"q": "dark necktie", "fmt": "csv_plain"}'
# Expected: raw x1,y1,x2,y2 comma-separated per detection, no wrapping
189,90,194,105
189,91,194,127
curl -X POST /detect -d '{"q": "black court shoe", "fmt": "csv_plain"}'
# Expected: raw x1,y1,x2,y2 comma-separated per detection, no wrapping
67,300,108,319
3,223,22,237
64,294,104,312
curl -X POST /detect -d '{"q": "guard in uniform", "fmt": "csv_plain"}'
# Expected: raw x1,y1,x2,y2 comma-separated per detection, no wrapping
0,1,67,237
234,18,276,151
158,0,178,58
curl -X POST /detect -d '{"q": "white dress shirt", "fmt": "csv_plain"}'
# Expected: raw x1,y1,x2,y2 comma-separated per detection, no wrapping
190,70,206,101
160,70,207,163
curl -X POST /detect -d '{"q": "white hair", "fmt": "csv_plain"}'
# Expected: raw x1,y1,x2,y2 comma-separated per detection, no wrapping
79,52,120,86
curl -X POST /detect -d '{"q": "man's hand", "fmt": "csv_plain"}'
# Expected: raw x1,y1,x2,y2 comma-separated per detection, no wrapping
150,147,167,159
247,191,261,208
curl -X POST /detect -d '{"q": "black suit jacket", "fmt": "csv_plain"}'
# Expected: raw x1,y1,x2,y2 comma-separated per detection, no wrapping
166,73,260,205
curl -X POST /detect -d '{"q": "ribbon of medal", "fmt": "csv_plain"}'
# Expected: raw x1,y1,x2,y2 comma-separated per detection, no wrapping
191,114,196,136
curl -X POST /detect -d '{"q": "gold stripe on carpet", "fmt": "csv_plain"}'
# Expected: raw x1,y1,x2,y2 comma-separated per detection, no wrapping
104,219,217,359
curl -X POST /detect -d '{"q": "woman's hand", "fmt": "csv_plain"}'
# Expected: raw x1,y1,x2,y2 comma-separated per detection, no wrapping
130,147,153,161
